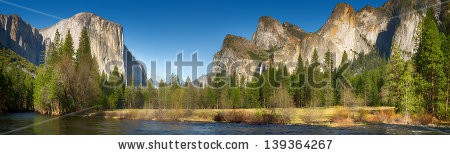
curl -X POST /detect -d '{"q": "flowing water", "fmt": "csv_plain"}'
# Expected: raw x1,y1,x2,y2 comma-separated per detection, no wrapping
0,112,449,135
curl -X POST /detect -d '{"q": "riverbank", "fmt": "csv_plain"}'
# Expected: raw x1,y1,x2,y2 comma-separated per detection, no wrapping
3,112,449,134
86,106,446,127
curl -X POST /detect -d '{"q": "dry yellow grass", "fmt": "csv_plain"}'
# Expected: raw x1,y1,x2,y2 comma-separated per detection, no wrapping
88,106,399,126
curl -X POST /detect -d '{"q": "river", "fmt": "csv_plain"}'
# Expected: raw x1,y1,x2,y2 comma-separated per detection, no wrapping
0,112,449,135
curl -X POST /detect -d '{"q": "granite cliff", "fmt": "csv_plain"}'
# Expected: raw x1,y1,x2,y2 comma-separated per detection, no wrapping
39,12,125,76
213,0,447,77
0,14,44,65
0,12,145,86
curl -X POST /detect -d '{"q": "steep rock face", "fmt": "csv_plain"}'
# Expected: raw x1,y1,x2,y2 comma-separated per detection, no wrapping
214,16,306,76
213,34,263,78
213,0,445,77
124,46,147,86
355,6,390,46
0,14,44,65
0,12,146,86
389,0,443,57
301,3,373,66
39,12,125,75
251,16,291,50
250,17,303,70
392,12,422,57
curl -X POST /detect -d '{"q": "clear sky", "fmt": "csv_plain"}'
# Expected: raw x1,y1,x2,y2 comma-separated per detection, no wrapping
0,0,386,81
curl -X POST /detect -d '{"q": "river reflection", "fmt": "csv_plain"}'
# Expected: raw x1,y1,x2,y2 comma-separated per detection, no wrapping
0,112,449,135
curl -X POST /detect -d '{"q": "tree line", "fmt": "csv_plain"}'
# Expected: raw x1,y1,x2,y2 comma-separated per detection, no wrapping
33,27,102,115
110,8,448,120
1,8,449,121
0,48,35,114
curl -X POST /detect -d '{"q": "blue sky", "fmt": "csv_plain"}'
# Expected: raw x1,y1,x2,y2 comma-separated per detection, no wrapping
0,0,386,81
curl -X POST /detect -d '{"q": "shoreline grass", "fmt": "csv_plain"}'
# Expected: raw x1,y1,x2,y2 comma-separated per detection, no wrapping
87,106,447,127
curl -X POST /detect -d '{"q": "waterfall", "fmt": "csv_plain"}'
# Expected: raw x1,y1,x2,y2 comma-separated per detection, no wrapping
258,63,264,75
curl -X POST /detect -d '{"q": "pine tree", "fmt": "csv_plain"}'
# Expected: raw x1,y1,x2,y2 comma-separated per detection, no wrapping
333,50,351,106
34,30,77,115
304,59,312,106
76,27,91,65
268,65,278,87
291,52,306,107
0,66,10,114
413,9,445,114
324,50,334,72
47,29,61,63
322,50,334,106
309,49,322,107
245,73,262,108
312,49,319,64
398,62,421,121
440,32,449,118
385,44,406,107
229,72,242,108
205,85,217,108
279,64,290,89
261,68,273,108
61,30,75,59
75,27,101,110
108,88,120,109
230,86,242,109
109,65,123,86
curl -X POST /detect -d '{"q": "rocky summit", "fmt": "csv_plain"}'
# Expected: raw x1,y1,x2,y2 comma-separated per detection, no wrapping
0,12,145,86
213,0,447,77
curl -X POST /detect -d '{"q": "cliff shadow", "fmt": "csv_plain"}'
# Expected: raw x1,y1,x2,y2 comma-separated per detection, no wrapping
375,17,400,59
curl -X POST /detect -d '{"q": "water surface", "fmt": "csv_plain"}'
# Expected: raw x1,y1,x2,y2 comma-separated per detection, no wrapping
0,112,449,135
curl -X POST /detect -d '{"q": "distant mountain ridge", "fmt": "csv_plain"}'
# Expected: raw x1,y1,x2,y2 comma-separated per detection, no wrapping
213,0,447,77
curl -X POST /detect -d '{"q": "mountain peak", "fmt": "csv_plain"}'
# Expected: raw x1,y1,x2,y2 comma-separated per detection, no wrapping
5,14,21,19
0,14,27,25
223,34,256,50
331,3,355,18
252,16,288,49
256,16,283,31
258,16,279,24
211,0,446,79
73,12,96,18
333,3,354,13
